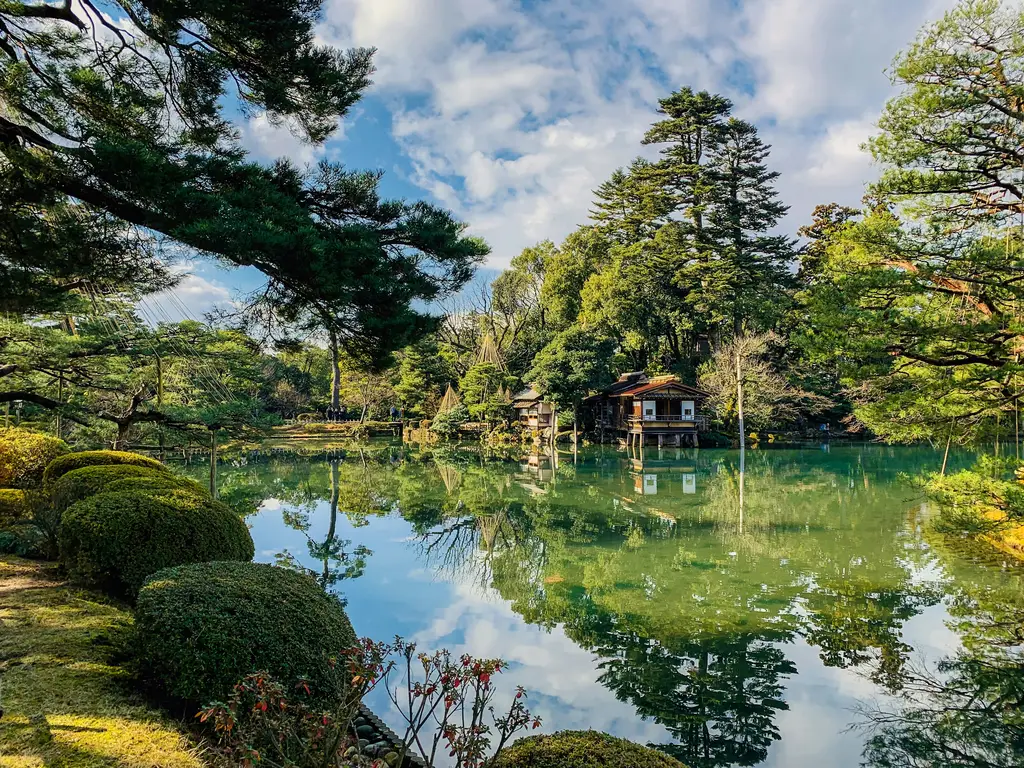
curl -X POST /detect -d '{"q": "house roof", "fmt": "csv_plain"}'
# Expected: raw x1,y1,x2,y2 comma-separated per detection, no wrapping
628,379,710,398
586,373,709,401
512,387,542,406
604,371,649,395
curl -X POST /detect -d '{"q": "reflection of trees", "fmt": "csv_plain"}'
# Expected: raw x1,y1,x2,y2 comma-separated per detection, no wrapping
801,577,941,693
176,443,1017,766
401,445,960,766
558,595,795,768
859,542,1024,768
275,459,372,598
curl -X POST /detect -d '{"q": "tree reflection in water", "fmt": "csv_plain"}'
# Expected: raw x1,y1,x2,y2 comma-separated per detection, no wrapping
858,545,1024,768
179,443,1023,768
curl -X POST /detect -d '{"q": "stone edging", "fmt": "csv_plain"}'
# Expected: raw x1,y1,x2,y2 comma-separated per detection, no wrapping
358,703,428,768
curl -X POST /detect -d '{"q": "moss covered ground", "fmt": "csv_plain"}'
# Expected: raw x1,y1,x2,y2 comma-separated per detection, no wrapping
0,556,206,768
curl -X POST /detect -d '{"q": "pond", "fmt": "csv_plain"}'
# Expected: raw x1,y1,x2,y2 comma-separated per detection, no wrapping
177,442,1024,768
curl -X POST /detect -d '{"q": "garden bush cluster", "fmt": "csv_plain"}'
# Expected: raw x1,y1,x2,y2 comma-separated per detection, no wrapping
60,491,255,594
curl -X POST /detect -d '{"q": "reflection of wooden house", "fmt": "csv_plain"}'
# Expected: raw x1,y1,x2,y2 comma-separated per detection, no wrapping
628,451,699,496
512,387,555,431
518,451,555,485
587,372,710,447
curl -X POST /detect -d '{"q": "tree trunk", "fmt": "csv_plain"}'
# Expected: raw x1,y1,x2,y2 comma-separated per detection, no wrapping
359,403,367,423
738,442,745,535
209,430,218,498
736,346,745,448
329,330,341,410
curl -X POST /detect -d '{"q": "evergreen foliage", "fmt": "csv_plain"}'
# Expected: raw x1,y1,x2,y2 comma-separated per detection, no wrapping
494,731,686,768
50,464,171,513
43,450,168,488
132,561,357,705
60,490,254,595
0,428,69,488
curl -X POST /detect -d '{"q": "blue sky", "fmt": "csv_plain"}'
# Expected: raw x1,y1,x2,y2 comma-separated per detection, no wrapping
166,0,961,320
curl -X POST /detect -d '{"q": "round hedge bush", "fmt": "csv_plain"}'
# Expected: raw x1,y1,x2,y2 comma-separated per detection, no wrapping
0,428,70,488
493,731,687,768
59,491,254,595
102,473,209,499
0,488,28,526
133,561,358,705
42,450,168,488
49,465,173,513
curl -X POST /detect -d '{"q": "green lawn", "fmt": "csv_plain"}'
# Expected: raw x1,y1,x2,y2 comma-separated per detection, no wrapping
0,556,206,768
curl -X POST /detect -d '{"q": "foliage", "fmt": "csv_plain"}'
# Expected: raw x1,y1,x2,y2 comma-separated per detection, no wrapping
395,337,453,418
0,0,489,369
60,491,254,595
49,464,173,513
801,0,1024,445
198,663,383,768
0,428,69,488
0,556,204,768
132,561,357,705
527,327,616,418
431,404,470,439
493,731,686,768
460,362,513,422
0,488,28,525
201,638,540,768
43,450,168,488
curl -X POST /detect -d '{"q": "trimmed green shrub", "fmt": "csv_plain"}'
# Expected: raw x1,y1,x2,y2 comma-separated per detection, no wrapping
42,450,168,488
0,488,28,526
49,465,172,513
493,731,687,768
133,561,358,705
102,473,209,499
0,428,70,488
60,491,254,595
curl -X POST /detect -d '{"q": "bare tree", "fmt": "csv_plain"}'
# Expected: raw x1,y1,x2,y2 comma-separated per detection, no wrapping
698,333,826,439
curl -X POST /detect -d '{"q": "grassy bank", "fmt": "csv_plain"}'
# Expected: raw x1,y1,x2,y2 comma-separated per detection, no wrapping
0,556,206,768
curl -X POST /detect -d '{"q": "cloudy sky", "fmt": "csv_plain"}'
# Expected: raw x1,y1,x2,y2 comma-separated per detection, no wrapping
173,0,960,319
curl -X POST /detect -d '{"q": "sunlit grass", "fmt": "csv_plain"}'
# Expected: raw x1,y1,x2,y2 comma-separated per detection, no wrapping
0,557,206,768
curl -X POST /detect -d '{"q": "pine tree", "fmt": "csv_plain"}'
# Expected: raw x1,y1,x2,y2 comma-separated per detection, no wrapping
705,119,795,334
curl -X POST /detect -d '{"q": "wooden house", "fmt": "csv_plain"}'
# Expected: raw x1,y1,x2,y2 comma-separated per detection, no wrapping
512,387,555,432
586,372,710,447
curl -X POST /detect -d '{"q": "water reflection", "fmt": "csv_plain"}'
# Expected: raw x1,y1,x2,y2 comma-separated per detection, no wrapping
176,443,1023,768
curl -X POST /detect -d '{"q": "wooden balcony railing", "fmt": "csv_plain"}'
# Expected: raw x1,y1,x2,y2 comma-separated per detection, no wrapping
626,415,710,431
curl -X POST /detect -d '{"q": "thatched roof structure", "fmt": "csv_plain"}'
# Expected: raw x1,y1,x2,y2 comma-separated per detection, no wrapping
437,383,462,415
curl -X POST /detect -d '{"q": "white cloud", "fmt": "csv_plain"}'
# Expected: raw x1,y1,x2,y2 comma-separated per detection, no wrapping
143,271,233,323
308,0,966,267
399,578,673,745
239,112,328,166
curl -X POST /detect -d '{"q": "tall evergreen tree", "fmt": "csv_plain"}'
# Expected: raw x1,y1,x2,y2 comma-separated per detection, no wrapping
706,118,794,333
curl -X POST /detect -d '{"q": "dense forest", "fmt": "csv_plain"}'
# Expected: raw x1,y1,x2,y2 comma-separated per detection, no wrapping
3,0,1024,456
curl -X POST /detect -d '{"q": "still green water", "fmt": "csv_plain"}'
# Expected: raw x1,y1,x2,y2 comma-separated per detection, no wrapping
178,442,1024,768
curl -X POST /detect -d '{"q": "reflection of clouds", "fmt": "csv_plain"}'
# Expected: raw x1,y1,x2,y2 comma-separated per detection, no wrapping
406,579,671,746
